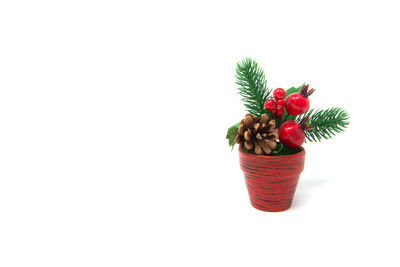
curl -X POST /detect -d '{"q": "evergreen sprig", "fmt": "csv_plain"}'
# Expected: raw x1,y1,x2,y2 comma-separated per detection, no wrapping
235,58,271,117
297,107,350,142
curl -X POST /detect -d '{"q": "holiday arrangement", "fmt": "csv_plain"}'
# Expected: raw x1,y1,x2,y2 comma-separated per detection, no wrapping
226,58,350,212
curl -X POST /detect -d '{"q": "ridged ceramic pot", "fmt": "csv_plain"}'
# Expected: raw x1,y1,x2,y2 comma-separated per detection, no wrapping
239,148,305,212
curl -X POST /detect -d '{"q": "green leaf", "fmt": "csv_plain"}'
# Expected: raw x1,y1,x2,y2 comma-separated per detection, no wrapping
235,58,272,117
226,122,240,150
297,107,350,142
284,85,303,99
272,143,302,156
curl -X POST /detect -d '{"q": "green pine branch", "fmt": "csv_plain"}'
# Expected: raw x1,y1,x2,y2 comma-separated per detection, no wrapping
297,107,350,142
235,58,271,117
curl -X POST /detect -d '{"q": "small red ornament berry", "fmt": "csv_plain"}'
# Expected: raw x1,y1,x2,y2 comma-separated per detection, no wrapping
277,99,285,106
276,105,284,118
285,84,315,116
279,121,305,148
273,88,286,100
264,99,276,112
279,117,313,148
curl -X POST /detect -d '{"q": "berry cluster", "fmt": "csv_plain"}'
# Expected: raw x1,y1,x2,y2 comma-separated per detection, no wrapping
264,88,286,117
264,84,316,148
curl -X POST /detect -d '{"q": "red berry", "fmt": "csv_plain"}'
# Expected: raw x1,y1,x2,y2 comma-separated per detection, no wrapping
284,84,315,115
264,99,276,112
273,88,286,100
271,106,277,116
277,99,285,106
278,120,305,148
285,94,309,115
276,105,284,118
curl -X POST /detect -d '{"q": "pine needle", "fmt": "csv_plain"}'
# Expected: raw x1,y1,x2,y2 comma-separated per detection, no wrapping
297,107,350,142
235,58,272,117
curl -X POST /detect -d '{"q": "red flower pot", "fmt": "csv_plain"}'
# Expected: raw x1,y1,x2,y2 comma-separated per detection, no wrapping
239,148,306,212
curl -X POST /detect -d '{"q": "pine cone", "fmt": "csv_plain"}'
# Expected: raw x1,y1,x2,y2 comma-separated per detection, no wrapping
235,113,278,155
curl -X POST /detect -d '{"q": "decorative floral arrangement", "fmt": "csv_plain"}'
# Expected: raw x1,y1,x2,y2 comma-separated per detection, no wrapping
227,58,350,212
226,58,350,155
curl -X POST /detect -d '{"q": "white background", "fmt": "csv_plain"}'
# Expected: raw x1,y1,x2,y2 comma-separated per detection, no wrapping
1,0,399,266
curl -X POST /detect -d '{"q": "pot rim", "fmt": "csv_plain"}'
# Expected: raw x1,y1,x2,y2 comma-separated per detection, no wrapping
239,146,305,159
